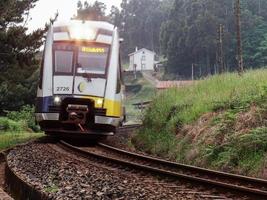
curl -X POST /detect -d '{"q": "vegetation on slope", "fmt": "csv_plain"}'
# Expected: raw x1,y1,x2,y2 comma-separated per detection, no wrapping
132,69,267,177
0,106,43,150
0,132,43,150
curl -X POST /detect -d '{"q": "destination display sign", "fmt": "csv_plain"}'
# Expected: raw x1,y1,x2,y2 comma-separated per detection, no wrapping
81,47,106,53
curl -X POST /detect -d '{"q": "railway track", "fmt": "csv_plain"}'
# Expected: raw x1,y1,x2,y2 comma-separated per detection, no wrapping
60,140,267,200
117,124,142,132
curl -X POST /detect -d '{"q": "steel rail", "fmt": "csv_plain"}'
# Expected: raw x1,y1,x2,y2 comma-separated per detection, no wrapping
98,142,267,186
118,124,142,130
59,140,267,199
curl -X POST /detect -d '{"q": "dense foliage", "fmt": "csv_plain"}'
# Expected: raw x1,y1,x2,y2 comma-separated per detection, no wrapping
7,105,40,132
118,0,173,58
0,105,39,132
0,0,48,112
160,0,267,77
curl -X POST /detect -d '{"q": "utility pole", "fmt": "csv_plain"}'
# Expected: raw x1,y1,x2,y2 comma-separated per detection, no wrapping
235,0,244,75
217,24,225,73
191,63,194,81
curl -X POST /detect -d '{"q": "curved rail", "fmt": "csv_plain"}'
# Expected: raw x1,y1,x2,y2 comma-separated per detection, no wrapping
60,140,267,200
117,124,142,131
98,142,267,186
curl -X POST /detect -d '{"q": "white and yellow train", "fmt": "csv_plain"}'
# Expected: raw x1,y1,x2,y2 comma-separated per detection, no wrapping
35,20,125,137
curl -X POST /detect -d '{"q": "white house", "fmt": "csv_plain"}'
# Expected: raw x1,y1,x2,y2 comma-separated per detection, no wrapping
128,48,156,71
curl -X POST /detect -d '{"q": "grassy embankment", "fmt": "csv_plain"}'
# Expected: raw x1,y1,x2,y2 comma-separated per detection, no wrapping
132,69,267,177
124,72,156,123
0,131,43,150
0,106,44,150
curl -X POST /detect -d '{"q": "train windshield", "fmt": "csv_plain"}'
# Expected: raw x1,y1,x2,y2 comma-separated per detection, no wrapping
77,46,109,75
53,43,109,76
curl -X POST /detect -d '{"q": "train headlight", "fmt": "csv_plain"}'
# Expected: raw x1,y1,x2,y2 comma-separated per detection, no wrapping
96,99,103,106
70,24,96,41
54,96,61,105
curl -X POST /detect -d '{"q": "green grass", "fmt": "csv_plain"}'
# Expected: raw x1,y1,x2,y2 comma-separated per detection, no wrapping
0,132,44,150
0,117,27,132
132,69,267,177
0,106,43,150
143,69,267,130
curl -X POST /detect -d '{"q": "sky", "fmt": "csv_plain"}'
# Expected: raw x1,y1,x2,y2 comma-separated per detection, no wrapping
27,0,122,32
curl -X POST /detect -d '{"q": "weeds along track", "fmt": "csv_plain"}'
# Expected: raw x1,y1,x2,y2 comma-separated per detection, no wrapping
59,140,267,200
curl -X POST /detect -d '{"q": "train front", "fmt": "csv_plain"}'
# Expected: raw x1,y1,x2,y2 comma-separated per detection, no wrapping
35,20,124,137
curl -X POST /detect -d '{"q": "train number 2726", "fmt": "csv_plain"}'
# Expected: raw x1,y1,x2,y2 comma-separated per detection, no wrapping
56,87,70,92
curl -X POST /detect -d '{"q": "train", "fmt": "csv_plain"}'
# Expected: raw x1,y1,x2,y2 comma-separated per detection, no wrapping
35,20,125,137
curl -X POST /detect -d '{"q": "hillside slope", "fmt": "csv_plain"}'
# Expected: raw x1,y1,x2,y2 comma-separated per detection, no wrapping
132,69,267,178
124,72,156,123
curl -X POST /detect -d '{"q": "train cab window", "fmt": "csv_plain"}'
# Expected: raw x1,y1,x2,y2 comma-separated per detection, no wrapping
77,46,109,75
54,51,73,73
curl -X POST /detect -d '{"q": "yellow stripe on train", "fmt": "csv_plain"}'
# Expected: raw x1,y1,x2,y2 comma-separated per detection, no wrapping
79,96,122,117
103,99,122,117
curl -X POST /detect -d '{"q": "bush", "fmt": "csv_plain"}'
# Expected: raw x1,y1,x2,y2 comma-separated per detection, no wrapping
0,117,26,132
6,105,40,132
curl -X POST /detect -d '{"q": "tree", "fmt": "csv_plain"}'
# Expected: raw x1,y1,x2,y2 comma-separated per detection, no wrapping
160,0,267,78
252,32,267,66
119,0,173,59
0,0,50,112
108,6,121,27
76,0,107,21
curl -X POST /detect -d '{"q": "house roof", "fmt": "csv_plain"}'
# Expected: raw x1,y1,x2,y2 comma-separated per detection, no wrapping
128,48,155,56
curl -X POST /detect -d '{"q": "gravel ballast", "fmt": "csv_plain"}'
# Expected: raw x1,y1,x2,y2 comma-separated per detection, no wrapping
6,142,210,200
